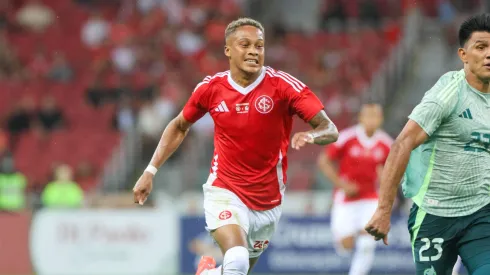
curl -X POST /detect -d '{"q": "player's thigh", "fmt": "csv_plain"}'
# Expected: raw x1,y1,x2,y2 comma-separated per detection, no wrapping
331,202,359,242
457,203,490,274
247,205,282,258
408,204,459,275
359,199,378,234
203,185,250,252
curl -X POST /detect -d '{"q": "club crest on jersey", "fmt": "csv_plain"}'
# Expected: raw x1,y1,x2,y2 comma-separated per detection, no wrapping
235,103,250,114
255,95,274,114
219,210,232,220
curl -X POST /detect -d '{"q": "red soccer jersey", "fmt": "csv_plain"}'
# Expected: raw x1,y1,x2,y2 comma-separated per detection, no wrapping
326,125,393,203
183,66,324,210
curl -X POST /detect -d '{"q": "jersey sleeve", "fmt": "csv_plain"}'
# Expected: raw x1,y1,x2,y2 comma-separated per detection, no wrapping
182,78,212,123
282,77,324,122
408,71,461,136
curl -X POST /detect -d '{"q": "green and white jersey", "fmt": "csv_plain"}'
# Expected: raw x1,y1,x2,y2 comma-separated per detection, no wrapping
402,69,490,217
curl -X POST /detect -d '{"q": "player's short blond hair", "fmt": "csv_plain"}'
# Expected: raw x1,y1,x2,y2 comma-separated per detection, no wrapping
225,17,264,41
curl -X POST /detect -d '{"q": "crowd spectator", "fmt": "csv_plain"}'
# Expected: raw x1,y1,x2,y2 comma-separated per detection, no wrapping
36,96,65,132
0,0,17,31
15,0,55,33
41,164,84,208
81,11,110,49
113,95,135,132
111,38,137,74
27,46,50,79
0,154,27,211
6,96,36,137
48,53,74,82
0,31,24,80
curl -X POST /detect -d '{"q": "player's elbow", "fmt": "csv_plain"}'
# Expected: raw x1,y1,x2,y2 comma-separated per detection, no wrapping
319,127,339,145
173,113,193,134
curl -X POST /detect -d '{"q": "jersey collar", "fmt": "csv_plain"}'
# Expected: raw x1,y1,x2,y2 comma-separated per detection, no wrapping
227,67,266,95
356,124,380,149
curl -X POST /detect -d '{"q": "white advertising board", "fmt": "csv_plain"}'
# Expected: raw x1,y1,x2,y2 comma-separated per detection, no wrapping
30,209,178,275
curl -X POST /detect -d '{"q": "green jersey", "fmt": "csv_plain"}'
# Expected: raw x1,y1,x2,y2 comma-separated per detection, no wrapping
402,69,490,217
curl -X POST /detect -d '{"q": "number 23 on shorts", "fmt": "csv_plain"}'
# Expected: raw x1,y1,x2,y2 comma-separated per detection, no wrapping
418,238,444,262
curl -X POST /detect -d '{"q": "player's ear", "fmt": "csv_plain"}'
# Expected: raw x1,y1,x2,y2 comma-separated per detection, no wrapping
224,45,231,59
458,47,468,64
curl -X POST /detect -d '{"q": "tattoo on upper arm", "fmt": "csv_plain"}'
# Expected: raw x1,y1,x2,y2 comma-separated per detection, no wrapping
308,110,330,128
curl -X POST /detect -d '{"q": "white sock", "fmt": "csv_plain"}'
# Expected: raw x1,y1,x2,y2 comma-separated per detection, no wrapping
452,256,462,275
203,246,249,275
348,235,376,275
201,266,222,275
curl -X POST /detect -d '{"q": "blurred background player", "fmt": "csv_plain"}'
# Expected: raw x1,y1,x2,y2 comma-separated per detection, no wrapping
366,13,490,275
318,102,392,275
133,17,339,275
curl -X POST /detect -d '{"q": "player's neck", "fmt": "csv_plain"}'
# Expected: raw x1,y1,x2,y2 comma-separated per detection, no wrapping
465,68,490,93
230,67,261,88
365,130,376,137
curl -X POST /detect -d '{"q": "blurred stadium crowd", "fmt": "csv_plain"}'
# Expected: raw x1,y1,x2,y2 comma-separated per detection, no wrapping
0,0,482,212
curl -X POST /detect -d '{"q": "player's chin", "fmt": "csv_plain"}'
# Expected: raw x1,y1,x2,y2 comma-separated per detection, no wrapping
478,70,490,80
240,63,262,74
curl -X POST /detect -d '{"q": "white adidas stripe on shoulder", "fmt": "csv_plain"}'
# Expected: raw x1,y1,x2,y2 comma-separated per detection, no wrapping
435,71,464,104
265,66,306,93
193,71,229,93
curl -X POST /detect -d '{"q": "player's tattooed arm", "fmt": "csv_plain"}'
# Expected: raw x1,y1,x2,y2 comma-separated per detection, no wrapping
307,110,339,145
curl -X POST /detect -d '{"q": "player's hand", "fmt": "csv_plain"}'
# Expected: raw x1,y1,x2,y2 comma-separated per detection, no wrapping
364,208,391,245
341,182,359,198
291,132,314,150
133,172,153,205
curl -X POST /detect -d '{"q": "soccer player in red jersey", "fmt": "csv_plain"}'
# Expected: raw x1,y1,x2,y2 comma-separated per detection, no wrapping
133,18,339,275
317,103,392,275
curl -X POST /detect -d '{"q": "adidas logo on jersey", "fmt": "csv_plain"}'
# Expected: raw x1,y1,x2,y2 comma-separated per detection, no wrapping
458,108,473,119
214,101,230,112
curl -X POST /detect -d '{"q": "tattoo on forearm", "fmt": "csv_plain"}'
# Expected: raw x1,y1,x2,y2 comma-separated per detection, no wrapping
308,111,339,145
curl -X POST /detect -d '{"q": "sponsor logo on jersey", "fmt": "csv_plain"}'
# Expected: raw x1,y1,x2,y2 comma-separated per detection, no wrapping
255,95,274,114
235,103,250,114
218,210,232,220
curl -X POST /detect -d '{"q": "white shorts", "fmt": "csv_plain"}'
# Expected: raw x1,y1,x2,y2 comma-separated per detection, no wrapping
203,184,282,258
331,199,378,242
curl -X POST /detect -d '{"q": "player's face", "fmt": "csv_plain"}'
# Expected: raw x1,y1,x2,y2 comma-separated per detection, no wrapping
459,31,490,81
225,26,265,75
359,104,383,133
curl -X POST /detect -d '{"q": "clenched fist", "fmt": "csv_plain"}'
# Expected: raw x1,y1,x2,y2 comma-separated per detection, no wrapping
364,208,391,245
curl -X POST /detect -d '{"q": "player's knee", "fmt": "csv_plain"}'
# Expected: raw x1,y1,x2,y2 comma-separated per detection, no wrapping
340,236,356,251
223,246,250,275
357,234,376,252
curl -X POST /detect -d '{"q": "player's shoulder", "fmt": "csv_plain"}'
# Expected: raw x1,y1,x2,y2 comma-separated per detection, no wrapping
193,70,230,93
427,69,465,100
264,66,307,93
335,125,359,147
